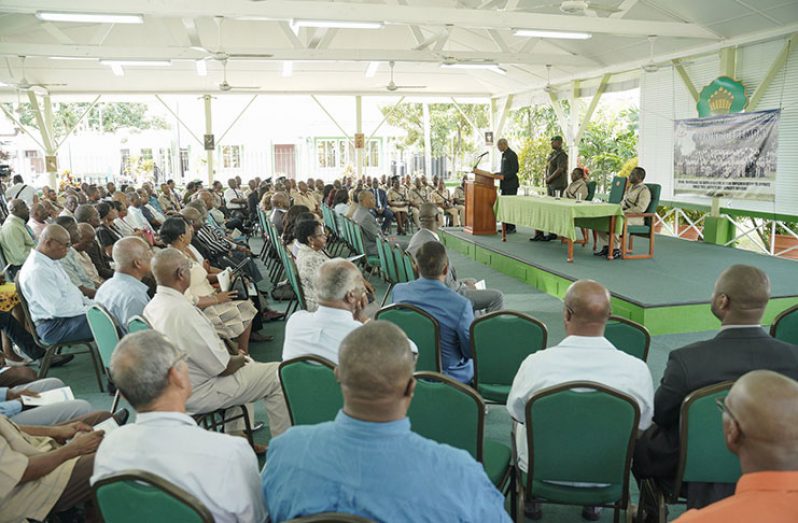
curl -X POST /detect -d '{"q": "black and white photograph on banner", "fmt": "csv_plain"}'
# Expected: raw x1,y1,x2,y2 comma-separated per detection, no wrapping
673,109,780,202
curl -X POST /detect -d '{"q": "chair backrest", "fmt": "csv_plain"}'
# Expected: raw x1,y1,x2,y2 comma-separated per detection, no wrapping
770,304,798,344
642,183,661,226
675,381,740,493
604,315,650,362
278,355,342,426
400,248,418,280
352,222,368,257
126,316,152,333
86,304,121,369
524,382,639,495
407,371,485,461
93,469,214,523
585,180,597,201
375,303,441,372
392,244,409,283
283,255,307,311
608,177,628,204
470,311,547,392
378,237,399,284
285,513,375,523
375,235,389,281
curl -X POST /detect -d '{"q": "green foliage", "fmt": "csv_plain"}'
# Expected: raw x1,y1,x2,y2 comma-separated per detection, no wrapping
2,102,169,139
380,102,489,172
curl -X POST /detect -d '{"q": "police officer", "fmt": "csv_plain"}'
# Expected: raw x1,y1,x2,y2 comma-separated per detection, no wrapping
545,136,568,197
497,138,519,233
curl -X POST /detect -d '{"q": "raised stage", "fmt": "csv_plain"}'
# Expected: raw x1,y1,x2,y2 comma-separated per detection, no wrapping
439,227,798,335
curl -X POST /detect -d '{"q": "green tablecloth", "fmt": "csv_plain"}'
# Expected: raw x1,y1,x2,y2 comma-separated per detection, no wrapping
494,196,624,240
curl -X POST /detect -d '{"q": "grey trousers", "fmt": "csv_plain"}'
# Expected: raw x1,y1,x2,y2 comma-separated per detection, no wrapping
10,378,95,426
459,287,504,313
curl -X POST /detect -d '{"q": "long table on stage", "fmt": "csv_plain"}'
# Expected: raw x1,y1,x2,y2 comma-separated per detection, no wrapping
494,195,624,263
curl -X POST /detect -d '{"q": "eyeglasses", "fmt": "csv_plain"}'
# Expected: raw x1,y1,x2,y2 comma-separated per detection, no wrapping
53,238,72,248
715,397,737,422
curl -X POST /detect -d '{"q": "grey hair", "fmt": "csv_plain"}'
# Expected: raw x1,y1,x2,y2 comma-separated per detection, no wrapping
316,259,361,301
185,200,208,220
110,330,185,409
112,236,150,271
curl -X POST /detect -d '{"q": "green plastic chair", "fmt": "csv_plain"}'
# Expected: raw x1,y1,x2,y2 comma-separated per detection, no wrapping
519,381,640,523
352,222,381,268
93,469,213,523
592,177,629,251
470,311,548,403
375,304,441,373
376,237,398,306
127,316,151,333
586,181,597,201
770,304,798,344
284,255,307,314
408,371,514,497
622,183,661,260
604,315,651,362
279,355,343,426
400,248,418,280
285,513,375,523
86,304,124,411
640,381,739,522
392,244,409,283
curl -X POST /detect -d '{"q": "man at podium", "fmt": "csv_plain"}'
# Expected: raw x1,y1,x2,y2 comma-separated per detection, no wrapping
473,138,519,233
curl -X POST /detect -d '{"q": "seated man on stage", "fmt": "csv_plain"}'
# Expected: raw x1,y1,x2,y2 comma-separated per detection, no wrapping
595,167,650,259
531,168,590,242
451,178,466,227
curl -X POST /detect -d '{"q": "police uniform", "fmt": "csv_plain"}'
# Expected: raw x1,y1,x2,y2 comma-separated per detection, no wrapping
387,186,410,234
564,178,589,201
621,183,651,226
429,187,460,227
407,185,427,228
546,147,569,196
451,185,466,226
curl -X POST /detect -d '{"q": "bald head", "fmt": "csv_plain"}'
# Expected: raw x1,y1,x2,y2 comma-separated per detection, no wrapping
113,237,152,276
563,280,612,336
151,248,191,290
38,224,71,260
711,265,770,325
724,370,798,472
338,321,416,421
8,199,29,221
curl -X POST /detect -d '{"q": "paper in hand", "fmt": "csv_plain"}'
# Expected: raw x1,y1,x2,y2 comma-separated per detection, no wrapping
474,280,486,290
21,386,74,406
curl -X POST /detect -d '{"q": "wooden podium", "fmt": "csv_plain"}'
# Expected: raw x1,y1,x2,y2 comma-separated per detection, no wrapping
464,169,503,235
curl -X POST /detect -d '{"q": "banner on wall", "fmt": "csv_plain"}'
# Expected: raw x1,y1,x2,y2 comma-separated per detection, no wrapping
673,110,779,202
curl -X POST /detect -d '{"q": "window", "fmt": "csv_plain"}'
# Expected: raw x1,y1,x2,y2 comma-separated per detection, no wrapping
25,150,44,174
365,140,380,168
180,148,189,174
222,145,241,169
317,140,337,168
140,148,153,161
315,138,380,169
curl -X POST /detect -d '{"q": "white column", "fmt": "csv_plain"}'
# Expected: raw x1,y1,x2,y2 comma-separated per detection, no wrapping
355,95,363,179
203,94,214,185
423,102,432,176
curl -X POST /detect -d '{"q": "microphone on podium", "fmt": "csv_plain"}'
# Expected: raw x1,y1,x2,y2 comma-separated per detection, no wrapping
472,151,489,170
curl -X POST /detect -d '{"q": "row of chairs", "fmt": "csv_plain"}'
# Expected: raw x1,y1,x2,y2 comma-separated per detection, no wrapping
257,207,308,315
376,304,650,404
277,353,740,523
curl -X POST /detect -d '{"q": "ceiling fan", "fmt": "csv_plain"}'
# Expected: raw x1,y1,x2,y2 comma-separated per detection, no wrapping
527,1,621,16
641,35,660,72
218,59,260,92
543,64,555,93
382,61,426,92
192,16,273,62
5,56,66,92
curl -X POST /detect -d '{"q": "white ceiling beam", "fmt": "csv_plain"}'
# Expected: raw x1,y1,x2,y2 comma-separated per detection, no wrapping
433,27,451,52
40,21,74,44
503,0,521,11
487,29,510,53
278,21,304,49
89,23,115,46
182,18,203,49
0,42,596,66
316,28,338,49
0,0,720,39
392,0,426,46
609,0,639,19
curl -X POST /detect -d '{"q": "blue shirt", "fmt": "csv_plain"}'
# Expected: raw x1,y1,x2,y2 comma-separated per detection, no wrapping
262,411,509,523
392,278,475,383
94,272,150,331
0,387,22,417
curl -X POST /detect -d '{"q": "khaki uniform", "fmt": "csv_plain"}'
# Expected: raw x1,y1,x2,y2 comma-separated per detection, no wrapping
292,191,318,212
564,179,589,201
429,188,461,227
451,186,466,225
407,187,428,228
0,417,75,522
621,183,651,226
546,149,569,195
387,187,410,213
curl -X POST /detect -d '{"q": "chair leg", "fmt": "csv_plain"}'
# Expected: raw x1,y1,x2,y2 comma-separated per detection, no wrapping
380,283,394,307
88,343,105,392
37,347,55,379
111,390,121,411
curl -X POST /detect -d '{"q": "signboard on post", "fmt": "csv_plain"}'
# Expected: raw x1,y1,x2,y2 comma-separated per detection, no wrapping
484,131,494,146
354,133,365,149
204,134,215,151
45,155,58,173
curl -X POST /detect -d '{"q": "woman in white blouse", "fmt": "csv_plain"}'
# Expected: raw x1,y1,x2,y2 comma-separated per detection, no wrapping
294,219,330,312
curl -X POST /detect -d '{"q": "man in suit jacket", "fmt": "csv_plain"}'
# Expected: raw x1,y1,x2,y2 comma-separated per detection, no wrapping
407,204,503,313
369,179,394,234
634,264,798,509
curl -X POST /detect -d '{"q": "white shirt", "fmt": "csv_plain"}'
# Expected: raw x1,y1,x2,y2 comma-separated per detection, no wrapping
124,206,154,232
283,306,418,364
507,335,654,472
144,286,230,390
224,187,246,209
5,183,37,207
92,411,266,523
18,249,92,321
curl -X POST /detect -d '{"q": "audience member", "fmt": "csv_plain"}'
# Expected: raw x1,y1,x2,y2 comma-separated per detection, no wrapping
18,224,93,346
1,377,98,426
264,321,509,522
144,249,289,441
74,204,113,279
408,203,504,313
74,223,105,287
94,237,152,330
507,279,654,521
26,202,49,240
4,174,37,206
294,219,330,312
92,331,267,522
0,199,36,273
392,241,474,383
634,265,798,509
352,191,382,257
674,370,798,523
59,195,78,217
56,216,98,299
